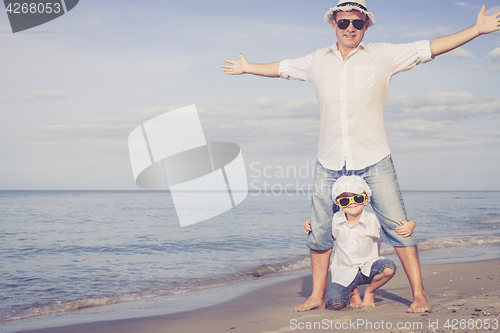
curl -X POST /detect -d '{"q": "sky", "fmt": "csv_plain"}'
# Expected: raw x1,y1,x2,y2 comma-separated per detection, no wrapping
1,0,499,191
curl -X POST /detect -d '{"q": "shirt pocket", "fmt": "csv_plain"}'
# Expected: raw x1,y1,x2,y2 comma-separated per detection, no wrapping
356,236,374,255
353,231,377,256
354,65,376,89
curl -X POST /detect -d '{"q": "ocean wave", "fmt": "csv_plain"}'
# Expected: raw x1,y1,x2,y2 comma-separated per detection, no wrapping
250,257,312,277
417,234,500,251
250,234,500,276
1,281,241,324
2,296,138,323
379,234,500,255
3,235,499,324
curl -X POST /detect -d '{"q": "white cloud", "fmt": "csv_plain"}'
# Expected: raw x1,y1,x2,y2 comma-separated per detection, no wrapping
4,94,500,189
199,99,320,156
488,48,500,63
385,91,500,150
404,26,454,38
441,47,474,59
454,2,492,12
386,91,500,121
455,2,470,8
32,99,321,157
31,93,500,157
36,99,319,135
25,91,71,100
471,63,500,71
485,6,500,16
35,106,181,139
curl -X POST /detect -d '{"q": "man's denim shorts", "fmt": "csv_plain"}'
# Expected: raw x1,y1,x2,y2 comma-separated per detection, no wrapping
307,155,417,250
325,258,397,308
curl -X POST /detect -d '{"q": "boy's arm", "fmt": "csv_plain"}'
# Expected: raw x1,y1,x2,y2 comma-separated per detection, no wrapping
395,219,416,238
430,5,500,57
222,53,280,77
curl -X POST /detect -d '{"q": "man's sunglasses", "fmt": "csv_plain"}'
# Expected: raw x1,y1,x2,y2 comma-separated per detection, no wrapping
336,19,366,30
336,193,367,207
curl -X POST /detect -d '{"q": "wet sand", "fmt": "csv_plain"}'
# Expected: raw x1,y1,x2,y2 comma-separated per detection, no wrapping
10,258,500,333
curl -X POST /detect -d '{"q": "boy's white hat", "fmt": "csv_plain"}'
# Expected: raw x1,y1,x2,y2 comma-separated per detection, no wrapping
331,175,372,200
324,0,376,27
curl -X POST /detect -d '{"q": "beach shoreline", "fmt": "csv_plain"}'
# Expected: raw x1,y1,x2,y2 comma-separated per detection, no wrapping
5,255,500,333
2,190,499,333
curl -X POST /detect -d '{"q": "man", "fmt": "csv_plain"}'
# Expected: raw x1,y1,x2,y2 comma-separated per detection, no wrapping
222,1,500,313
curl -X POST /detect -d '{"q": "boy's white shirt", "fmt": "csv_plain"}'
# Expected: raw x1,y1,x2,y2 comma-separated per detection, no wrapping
330,209,383,287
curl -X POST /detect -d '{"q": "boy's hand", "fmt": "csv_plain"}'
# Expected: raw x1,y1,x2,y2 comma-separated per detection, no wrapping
395,219,415,238
304,220,312,234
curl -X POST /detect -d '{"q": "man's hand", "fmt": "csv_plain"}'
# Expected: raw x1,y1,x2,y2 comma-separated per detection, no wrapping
475,5,500,35
395,219,415,238
222,54,280,77
304,220,312,234
222,53,248,75
431,5,500,57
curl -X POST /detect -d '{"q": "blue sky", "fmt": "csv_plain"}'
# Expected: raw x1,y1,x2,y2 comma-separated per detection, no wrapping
1,0,499,190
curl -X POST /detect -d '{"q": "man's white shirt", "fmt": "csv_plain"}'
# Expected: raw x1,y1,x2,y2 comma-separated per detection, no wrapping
330,210,382,287
279,41,433,171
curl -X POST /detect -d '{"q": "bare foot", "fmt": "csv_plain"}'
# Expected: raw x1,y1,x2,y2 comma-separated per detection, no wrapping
361,292,375,308
407,294,430,313
348,288,362,308
294,296,325,312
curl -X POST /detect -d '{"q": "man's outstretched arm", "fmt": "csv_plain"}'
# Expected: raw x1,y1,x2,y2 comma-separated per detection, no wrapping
222,53,280,77
431,5,500,58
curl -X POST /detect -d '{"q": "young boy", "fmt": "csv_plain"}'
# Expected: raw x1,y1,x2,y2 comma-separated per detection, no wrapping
304,175,415,308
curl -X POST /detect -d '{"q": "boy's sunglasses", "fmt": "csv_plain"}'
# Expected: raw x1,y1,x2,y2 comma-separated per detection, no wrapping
336,19,366,30
336,193,367,207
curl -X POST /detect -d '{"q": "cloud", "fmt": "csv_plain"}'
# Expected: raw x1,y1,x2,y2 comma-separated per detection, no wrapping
31,93,500,157
385,91,500,150
488,48,500,63
454,2,492,12
32,99,320,158
386,91,500,122
198,99,319,156
485,6,500,16
404,26,454,38
36,99,319,136
471,63,500,71
199,98,318,121
454,2,470,9
25,91,71,100
36,105,182,139
5,94,500,190
440,47,474,59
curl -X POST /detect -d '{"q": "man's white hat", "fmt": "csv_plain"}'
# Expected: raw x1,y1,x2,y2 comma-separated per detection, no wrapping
331,175,372,200
324,0,376,27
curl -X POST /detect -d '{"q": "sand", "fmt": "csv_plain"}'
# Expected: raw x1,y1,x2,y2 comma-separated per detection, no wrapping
8,259,500,333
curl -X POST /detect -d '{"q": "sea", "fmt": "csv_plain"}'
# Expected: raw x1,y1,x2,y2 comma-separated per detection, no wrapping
1,190,500,331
